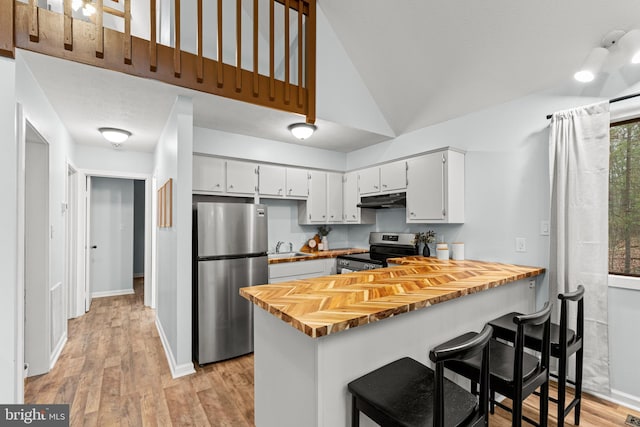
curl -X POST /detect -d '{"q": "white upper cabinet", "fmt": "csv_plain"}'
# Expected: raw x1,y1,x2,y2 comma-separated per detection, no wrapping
286,168,309,198
358,167,380,195
259,165,286,197
343,171,375,224
226,160,258,195
327,172,343,223
380,161,407,192
298,171,327,223
193,155,225,192
406,149,464,223
358,160,407,195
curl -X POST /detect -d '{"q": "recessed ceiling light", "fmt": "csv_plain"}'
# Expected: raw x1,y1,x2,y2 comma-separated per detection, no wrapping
99,127,131,144
288,123,317,140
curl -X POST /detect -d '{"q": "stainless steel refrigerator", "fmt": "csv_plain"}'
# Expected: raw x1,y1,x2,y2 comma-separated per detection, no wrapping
193,201,268,365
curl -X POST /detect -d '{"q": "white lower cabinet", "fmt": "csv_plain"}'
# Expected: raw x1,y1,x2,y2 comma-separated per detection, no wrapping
268,259,337,283
406,148,464,223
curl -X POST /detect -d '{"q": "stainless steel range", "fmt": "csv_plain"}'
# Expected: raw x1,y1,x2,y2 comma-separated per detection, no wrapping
337,232,418,273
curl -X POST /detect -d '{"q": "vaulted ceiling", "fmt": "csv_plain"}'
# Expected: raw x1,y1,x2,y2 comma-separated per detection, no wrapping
20,0,640,153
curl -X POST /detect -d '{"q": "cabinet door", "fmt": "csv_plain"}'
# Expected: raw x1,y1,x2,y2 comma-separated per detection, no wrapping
307,171,327,222
380,161,407,192
343,171,359,222
406,153,445,221
327,172,343,223
286,168,309,198
226,160,257,195
358,167,380,195
259,165,286,196
193,155,225,192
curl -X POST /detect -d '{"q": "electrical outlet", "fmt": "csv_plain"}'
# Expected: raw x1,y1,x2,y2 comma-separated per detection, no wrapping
540,220,550,236
515,237,527,252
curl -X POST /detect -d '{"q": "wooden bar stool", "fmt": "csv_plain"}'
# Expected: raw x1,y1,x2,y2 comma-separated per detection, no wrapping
347,324,493,427
444,303,552,427
488,286,584,427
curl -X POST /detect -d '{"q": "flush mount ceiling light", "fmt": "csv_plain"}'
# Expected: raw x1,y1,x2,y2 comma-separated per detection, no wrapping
619,29,640,64
288,123,317,140
574,47,609,83
99,127,131,144
72,0,96,16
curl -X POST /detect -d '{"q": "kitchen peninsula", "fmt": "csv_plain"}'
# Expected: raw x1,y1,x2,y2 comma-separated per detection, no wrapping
240,258,544,427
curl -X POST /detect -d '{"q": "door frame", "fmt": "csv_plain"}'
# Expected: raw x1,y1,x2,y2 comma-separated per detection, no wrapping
78,169,154,309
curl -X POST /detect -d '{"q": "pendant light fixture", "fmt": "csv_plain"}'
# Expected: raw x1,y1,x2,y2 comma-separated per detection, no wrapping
72,0,96,17
619,29,640,64
288,123,317,140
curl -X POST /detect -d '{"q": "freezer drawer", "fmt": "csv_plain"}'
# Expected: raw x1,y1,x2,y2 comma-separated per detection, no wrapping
195,255,268,364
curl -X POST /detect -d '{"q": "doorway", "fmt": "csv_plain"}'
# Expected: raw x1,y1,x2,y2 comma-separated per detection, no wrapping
24,123,50,378
86,176,148,306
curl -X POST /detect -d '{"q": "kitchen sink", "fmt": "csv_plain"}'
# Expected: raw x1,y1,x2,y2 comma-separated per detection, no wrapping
268,252,314,259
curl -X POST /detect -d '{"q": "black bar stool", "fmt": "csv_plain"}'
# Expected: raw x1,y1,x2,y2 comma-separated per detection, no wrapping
444,303,552,427
347,324,493,427
488,286,584,427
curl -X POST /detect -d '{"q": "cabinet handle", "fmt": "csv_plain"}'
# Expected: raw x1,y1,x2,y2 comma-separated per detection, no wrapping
382,184,387,188
229,184,234,189
322,215,326,218
215,183,220,187
330,215,334,218
374,185,379,189
352,214,356,218
288,188,292,194
278,188,283,194
410,212,415,216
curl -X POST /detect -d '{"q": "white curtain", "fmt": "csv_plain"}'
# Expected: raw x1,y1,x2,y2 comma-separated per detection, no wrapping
548,101,610,394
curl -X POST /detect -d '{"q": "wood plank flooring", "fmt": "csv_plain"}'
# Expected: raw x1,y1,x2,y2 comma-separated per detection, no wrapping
25,278,640,426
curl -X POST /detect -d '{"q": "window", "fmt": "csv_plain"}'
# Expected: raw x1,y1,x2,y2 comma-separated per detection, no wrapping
609,118,640,275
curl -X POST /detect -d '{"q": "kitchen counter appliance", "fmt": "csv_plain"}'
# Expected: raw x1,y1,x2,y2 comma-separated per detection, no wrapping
193,200,268,365
336,232,417,273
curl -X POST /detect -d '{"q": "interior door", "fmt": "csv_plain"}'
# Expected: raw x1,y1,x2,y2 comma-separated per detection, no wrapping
89,177,135,303
85,175,92,312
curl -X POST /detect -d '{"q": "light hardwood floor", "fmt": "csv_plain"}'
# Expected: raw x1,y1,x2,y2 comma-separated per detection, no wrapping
25,279,640,426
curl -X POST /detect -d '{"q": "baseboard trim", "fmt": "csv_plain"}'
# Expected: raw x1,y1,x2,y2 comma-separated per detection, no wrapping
50,332,67,370
155,316,195,379
602,388,640,413
92,289,135,299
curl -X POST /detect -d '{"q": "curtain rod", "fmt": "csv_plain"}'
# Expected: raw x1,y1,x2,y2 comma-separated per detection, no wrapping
546,92,640,119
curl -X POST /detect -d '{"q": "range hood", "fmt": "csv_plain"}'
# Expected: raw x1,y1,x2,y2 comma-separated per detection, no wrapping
357,192,406,209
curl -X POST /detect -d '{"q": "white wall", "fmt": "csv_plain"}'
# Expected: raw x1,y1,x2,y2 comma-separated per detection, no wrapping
154,95,194,377
16,49,76,389
0,56,19,403
74,144,155,174
134,180,145,276
194,126,346,171
90,177,134,296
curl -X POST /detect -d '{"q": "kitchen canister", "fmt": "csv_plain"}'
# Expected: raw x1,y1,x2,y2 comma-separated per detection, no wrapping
451,242,465,260
436,243,449,260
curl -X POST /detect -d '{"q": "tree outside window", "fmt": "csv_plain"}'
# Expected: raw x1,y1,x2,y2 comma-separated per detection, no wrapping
609,119,640,275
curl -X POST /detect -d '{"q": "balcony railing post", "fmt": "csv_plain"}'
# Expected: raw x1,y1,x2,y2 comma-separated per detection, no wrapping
197,0,203,82
28,0,38,42
0,0,13,57
252,0,259,96
96,0,104,58
63,0,72,50
236,0,242,91
297,0,303,107
284,0,290,104
124,0,131,64
305,0,316,124
173,0,180,76
150,0,157,71
217,0,223,87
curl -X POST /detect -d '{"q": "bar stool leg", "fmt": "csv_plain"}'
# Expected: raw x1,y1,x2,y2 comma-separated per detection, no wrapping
540,382,549,427
557,354,567,427
490,389,496,414
351,396,359,427
575,347,584,425
513,389,523,427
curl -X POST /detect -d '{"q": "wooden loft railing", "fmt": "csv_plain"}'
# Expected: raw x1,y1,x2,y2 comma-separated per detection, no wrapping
0,0,316,124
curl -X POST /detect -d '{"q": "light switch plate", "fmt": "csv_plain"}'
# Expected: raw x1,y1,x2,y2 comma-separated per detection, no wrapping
540,220,550,236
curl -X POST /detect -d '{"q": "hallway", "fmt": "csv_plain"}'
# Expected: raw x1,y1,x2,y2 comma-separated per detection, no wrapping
24,279,254,426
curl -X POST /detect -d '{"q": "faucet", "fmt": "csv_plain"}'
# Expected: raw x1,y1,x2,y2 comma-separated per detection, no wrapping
276,241,285,253
287,242,293,252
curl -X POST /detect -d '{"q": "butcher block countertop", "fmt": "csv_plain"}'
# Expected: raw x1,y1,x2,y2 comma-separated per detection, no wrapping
267,248,368,264
240,257,545,338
